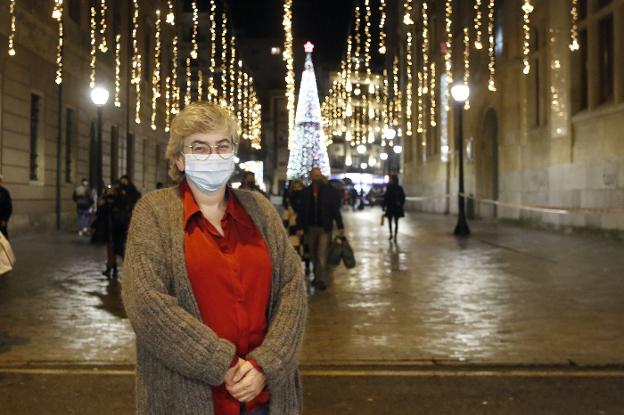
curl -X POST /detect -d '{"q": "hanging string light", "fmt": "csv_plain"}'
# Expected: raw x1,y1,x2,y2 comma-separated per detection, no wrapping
114,34,121,106
99,0,108,53
283,0,295,144
522,0,534,75
236,60,243,121
89,6,97,89
151,10,161,131
197,70,204,101
166,0,175,25
403,0,414,25
354,6,361,72
208,0,217,101
165,75,171,132
190,0,198,59
444,0,453,110
463,27,471,110
405,30,413,137
221,12,229,106
473,0,483,49
229,34,236,111
171,35,179,114
430,62,436,127
8,0,16,56
570,0,579,51
379,0,387,54
185,57,191,106
242,71,249,138
419,0,430,138
487,0,496,91
392,55,401,126
53,0,64,85
131,0,142,124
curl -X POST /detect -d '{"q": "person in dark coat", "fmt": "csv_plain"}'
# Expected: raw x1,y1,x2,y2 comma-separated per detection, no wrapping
296,168,344,291
0,175,12,239
382,174,406,241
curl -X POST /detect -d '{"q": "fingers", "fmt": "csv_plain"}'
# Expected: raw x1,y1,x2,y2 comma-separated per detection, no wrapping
226,369,266,402
224,357,246,386
232,361,254,384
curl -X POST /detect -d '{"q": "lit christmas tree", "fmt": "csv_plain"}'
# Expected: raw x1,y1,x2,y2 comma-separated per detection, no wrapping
287,41,331,181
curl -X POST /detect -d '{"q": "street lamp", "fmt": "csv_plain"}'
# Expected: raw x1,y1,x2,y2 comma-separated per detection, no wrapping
450,82,471,236
90,86,109,196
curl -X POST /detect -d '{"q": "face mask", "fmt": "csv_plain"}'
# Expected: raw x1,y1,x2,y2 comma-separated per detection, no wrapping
184,154,235,193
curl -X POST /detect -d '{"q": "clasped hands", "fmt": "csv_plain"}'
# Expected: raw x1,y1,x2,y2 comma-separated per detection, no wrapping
224,357,266,403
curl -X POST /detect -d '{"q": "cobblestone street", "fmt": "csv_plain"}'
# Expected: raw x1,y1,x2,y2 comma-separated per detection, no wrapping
1,207,623,367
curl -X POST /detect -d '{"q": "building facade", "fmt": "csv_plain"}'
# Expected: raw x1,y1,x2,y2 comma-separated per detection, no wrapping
0,0,173,235
397,0,624,232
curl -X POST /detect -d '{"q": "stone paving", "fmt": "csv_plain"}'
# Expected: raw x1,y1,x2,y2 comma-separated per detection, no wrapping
0,207,623,366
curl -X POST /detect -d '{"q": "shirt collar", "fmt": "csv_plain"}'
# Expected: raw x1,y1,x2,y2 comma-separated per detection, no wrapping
180,180,253,229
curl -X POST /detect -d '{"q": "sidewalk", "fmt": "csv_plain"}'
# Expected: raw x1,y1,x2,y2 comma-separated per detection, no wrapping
0,208,623,367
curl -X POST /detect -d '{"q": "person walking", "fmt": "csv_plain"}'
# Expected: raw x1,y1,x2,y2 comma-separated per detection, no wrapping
0,175,12,239
382,174,406,241
73,179,94,236
296,168,344,291
239,171,268,198
122,102,307,415
91,185,123,281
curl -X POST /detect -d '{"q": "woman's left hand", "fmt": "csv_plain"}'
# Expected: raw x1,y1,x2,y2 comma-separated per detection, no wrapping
225,360,267,402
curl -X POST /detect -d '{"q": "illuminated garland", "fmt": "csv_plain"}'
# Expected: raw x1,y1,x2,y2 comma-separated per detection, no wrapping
473,0,483,49
99,0,108,53
185,57,191,106
487,0,496,91
430,62,436,126
190,0,198,59
208,0,217,101
197,70,203,101
392,55,400,126
405,30,413,137
283,0,296,144
131,0,142,123
379,0,387,54
570,0,579,51
171,35,179,114
236,60,243,121
229,34,236,111
165,75,171,132
8,0,16,56
114,34,121,107
53,0,64,85
221,12,228,106
354,6,361,72
151,10,161,131
463,27,471,110
89,6,97,89
522,0,534,75
403,0,414,25
166,0,175,25
444,0,453,110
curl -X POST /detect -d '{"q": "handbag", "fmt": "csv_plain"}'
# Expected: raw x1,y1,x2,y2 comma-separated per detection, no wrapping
0,232,16,276
340,237,356,269
327,236,343,266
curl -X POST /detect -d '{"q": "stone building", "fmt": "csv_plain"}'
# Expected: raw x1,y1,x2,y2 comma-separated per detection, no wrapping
396,0,624,232
0,0,173,235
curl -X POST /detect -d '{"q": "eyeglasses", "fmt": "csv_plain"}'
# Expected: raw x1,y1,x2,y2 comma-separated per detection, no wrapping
181,140,237,160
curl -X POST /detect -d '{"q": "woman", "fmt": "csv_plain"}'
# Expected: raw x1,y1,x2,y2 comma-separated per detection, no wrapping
122,102,307,415
382,174,406,241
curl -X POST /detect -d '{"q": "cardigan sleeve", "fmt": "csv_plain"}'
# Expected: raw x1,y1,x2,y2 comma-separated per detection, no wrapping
247,195,308,387
122,196,237,386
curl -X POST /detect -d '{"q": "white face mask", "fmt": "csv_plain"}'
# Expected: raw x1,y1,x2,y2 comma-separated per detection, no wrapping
184,154,235,193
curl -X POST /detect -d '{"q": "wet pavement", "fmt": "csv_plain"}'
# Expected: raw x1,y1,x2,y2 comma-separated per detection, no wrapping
0,207,623,367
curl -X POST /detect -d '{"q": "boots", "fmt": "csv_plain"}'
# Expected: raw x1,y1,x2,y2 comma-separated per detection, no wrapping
102,264,118,281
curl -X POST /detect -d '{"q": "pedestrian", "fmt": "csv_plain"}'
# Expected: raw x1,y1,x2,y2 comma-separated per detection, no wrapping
0,175,12,239
239,171,268,198
91,185,123,281
72,178,94,236
296,167,344,291
382,174,406,241
122,102,307,415
282,180,304,256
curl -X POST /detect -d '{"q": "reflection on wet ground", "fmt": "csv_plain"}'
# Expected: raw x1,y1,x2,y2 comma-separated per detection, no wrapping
0,208,623,367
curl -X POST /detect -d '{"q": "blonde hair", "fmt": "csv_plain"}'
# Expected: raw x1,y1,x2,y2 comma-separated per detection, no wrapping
166,102,240,182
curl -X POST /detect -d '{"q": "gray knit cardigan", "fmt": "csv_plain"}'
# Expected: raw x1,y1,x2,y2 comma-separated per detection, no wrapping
122,187,308,414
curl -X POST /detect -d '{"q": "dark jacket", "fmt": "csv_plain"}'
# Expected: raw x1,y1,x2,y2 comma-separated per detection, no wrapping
382,184,406,218
0,185,12,222
296,181,344,233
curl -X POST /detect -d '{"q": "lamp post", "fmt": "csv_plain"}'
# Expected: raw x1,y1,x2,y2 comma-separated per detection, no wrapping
450,83,471,236
90,86,109,196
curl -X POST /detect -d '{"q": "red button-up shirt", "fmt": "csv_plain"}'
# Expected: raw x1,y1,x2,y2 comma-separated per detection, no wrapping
181,181,272,415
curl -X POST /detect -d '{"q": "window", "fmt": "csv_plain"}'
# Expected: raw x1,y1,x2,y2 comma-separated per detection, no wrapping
29,94,42,181
597,15,614,104
65,108,75,183
111,126,119,182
